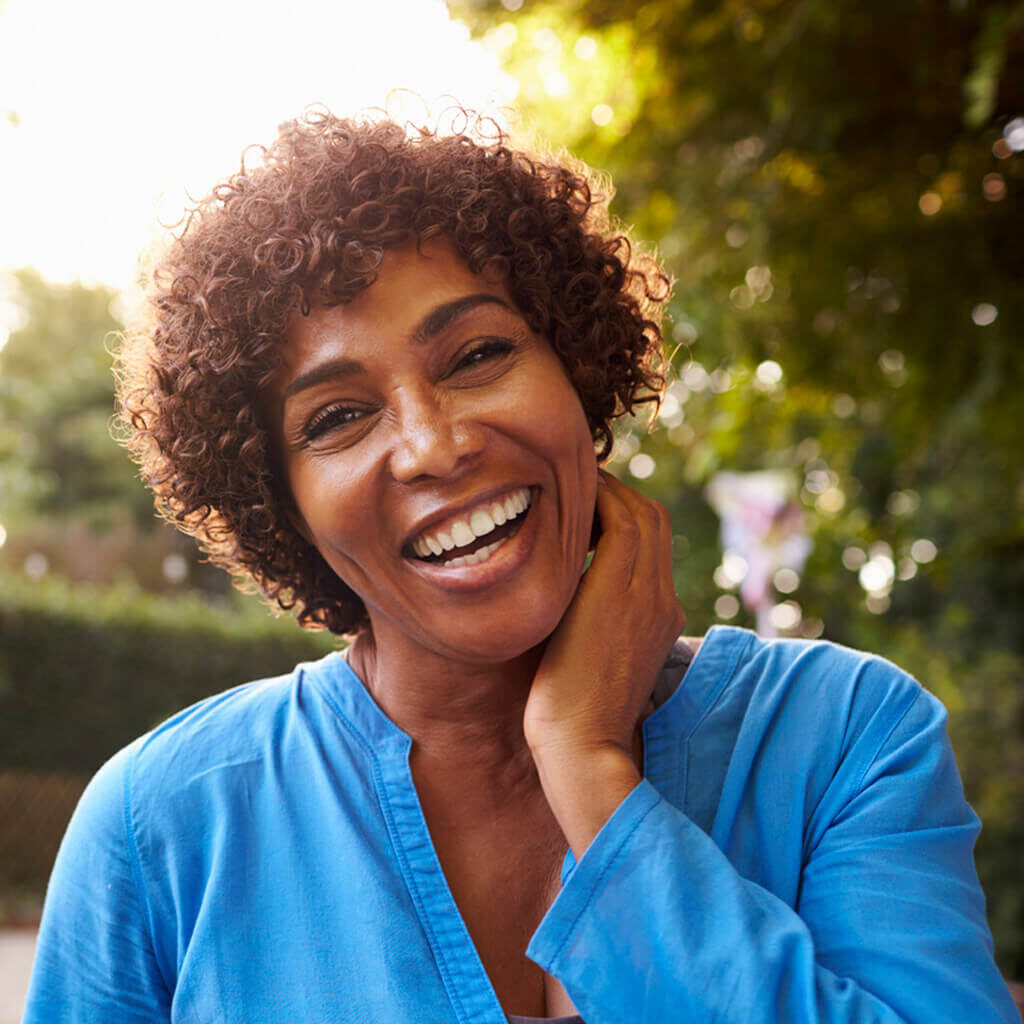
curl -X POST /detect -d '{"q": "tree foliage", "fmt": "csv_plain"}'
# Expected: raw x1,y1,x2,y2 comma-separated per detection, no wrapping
453,0,1024,972
0,271,149,531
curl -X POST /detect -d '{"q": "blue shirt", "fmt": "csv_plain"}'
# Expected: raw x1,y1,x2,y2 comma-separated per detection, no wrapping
24,626,1019,1022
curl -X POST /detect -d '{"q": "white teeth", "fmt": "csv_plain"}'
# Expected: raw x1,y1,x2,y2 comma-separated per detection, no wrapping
411,487,532,563
442,537,505,568
470,508,496,538
450,520,474,547
503,490,527,520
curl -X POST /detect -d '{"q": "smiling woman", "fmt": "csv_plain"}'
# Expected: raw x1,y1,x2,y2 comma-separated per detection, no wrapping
274,241,601,667
113,111,665,639
22,110,1019,1023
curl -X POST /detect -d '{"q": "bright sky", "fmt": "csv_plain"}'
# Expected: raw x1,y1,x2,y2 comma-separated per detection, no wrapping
0,0,516,291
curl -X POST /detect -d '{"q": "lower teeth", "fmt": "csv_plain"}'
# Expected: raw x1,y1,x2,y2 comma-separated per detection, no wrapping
441,536,506,568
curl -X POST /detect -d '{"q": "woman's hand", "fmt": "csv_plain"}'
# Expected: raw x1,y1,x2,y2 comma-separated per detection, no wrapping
524,470,686,857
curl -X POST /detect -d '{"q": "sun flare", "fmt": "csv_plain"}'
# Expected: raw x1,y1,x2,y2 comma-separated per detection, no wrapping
0,0,516,291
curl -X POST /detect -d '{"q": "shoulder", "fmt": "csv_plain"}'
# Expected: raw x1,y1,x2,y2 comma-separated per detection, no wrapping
670,629,962,853
680,627,941,787
83,650,346,824
688,625,926,716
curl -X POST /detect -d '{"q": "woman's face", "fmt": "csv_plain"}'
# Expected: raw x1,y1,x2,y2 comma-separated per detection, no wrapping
270,240,599,665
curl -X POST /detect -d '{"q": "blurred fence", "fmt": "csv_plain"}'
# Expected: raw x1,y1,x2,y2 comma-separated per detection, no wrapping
0,772,87,916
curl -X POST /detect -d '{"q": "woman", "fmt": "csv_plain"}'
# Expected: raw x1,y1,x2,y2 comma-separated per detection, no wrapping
25,110,1017,1023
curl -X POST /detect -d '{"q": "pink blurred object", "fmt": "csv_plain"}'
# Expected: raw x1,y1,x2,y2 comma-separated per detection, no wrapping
706,471,812,635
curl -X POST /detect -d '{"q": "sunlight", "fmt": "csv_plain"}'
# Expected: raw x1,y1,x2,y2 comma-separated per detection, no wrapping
0,0,516,289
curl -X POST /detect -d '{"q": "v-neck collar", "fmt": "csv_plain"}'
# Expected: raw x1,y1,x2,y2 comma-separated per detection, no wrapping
309,627,750,1023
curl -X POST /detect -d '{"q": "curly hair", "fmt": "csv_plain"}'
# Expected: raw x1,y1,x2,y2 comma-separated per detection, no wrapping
115,107,670,635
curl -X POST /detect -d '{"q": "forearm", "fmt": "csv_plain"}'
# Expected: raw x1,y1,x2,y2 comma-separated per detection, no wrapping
528,781,1018,1024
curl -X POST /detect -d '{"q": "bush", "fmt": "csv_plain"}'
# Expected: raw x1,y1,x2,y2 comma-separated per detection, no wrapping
0,572,336,774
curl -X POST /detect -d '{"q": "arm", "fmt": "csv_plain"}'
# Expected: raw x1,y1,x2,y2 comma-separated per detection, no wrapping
523,473,1018,1023
23,745,172,1023
527,690,1018,1023
523,470,683,859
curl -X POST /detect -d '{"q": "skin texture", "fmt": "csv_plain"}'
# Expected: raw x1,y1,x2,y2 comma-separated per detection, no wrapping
270,240,685,1016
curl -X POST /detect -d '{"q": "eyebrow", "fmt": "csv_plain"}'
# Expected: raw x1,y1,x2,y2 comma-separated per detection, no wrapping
411,293,513,345
282,357,364,402
282,293,514,403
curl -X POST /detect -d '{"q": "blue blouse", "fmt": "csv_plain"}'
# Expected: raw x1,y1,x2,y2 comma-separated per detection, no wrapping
24,627,1019,1022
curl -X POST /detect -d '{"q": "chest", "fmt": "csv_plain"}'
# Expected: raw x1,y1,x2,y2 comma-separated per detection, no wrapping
424,802,577,1018
158,755,580,1023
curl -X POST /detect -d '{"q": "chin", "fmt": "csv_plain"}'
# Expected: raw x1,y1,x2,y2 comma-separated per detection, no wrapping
431,595,572,665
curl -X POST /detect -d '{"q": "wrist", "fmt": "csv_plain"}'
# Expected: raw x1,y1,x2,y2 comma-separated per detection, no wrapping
530,741,642,859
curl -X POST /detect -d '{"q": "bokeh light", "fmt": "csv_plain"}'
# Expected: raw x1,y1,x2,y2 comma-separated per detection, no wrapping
971,303,998,326
982,173,1007,202
1004,116,1024,151
770,601,801,631
754,360,783,392
842,545,866,570
832,393,856,418
574,36,598,60
910,538,938,563
773,568,800,594
859,555,895,594
628,453,656,479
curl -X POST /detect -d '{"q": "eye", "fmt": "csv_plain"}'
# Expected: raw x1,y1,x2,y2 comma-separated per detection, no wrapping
304,402,368,441
449,337,516,376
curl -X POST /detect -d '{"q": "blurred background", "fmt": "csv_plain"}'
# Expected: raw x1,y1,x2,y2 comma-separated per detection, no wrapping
1,0,1021,1008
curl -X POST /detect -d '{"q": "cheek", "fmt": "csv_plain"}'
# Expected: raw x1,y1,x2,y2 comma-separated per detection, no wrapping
288,465,365,564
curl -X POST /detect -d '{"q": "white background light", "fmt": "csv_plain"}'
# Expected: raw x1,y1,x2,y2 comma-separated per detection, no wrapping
0,0,514,289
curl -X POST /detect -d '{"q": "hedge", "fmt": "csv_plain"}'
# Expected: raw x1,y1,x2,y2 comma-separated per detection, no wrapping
0,572,337,774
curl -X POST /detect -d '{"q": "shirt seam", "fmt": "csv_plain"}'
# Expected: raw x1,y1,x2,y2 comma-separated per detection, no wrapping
850,680,923,797
681,627,754,740
122,744,175,999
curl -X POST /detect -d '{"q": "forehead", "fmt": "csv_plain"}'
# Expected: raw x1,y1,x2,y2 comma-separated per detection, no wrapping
286,240,511,361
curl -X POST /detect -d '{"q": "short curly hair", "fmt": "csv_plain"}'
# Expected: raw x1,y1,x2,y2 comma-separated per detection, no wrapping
115,107,670,635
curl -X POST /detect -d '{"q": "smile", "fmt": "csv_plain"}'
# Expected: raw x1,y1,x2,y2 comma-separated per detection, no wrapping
408,488,532,568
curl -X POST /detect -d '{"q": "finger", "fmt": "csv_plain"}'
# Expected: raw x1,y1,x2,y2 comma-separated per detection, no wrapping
602,476,685,634
597,472,674,588
590,474,645,577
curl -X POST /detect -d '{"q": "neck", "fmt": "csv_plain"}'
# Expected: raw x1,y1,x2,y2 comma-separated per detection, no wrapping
348,624,544,784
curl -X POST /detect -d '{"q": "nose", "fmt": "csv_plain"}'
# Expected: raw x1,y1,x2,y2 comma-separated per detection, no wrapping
387,387,484,483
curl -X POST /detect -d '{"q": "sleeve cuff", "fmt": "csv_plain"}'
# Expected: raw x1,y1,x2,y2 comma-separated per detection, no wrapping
527,777,663,970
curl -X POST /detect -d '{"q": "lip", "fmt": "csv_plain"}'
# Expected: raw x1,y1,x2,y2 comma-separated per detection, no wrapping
404,487,541,593
400,484,535,554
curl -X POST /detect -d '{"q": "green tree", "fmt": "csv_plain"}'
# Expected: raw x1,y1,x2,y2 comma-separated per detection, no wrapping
453,0,1024,973
0,270,150,532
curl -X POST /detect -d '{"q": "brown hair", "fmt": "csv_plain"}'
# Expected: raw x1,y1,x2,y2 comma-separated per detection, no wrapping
115,107,670,635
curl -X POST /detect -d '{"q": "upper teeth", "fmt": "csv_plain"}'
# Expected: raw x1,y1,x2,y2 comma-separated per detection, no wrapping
411,488,530,559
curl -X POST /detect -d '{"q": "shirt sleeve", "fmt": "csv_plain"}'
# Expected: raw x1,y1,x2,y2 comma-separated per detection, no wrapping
22,745,172,1023
527,688,1020,1024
